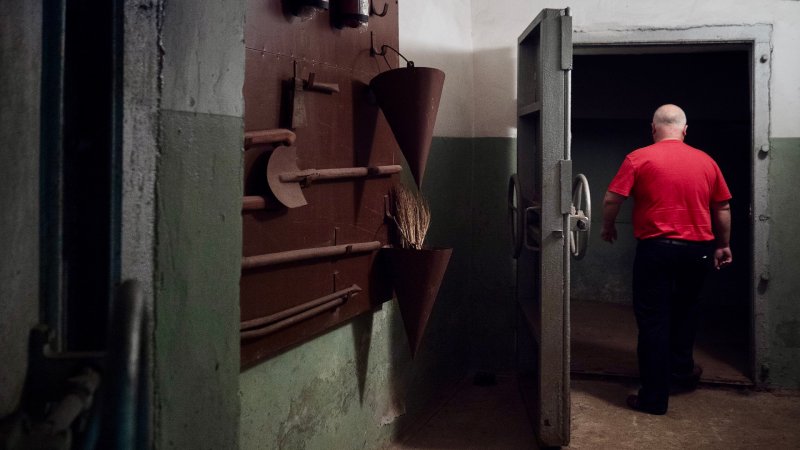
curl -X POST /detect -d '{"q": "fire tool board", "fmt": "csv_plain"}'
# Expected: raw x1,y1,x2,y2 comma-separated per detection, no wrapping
240,0,402,368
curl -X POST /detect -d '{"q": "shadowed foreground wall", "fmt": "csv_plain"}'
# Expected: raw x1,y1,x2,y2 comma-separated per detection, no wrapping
0,0,41,418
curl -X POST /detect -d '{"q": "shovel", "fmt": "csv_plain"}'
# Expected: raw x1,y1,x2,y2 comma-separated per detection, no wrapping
267,145,401,208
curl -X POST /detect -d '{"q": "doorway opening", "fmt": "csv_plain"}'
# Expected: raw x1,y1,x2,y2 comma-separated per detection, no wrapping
570,46,753,384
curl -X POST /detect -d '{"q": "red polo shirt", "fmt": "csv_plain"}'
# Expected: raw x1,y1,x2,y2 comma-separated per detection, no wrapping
608,139,731,241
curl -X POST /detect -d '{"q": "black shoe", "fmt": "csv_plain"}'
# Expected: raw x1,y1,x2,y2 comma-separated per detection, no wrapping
672,365,703,391
626,395,667,415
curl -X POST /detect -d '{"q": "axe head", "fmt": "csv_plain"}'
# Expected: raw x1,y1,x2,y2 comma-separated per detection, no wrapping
266,146,308,208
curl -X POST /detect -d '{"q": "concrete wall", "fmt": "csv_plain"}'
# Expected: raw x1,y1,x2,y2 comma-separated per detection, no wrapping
0,0,41,418
153,0,245,448
471,0,800,138
399,0,475,138
398,1,520,371
766,137,800,389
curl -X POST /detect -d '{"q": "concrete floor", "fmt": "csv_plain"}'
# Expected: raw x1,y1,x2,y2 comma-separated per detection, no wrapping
389,374,800,449
572,301,750,384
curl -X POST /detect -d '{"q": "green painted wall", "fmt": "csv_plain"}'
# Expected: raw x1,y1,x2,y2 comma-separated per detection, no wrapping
152,1,245,447
155,111,243,448
766,137,800,389
0,0,41,419
241,304,404,449
426,137,518,371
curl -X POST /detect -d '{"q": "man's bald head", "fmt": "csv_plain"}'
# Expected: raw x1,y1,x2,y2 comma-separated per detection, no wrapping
651,104,688,142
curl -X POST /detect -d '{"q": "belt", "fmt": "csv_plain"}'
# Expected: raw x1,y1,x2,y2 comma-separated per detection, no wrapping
648,238,712,247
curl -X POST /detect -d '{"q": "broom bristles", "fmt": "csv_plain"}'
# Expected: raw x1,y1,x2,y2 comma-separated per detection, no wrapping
391,184,431,250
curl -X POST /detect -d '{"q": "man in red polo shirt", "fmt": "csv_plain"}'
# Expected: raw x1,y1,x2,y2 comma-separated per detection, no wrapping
601,104,733,415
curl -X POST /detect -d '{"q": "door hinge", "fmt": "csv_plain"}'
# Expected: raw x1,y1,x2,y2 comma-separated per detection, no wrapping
559,160,572,214
560,13,573,70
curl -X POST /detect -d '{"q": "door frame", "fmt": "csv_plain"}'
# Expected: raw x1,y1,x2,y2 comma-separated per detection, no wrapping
573,24,772,386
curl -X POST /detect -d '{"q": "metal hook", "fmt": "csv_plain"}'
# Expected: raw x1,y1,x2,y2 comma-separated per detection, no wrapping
370,0,388,17
369,31,414,68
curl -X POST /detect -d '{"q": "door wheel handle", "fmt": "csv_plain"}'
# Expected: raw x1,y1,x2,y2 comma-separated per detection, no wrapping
569,173,591,259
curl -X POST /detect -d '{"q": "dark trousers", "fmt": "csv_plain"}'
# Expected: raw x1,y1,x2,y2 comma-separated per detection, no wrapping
632,238,714,412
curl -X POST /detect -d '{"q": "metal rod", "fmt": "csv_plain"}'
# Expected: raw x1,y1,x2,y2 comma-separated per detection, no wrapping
241,284,361,331
241,240,381,269
242,196,267,211
244,128,296,147
240,296,347,340
279,164,402,183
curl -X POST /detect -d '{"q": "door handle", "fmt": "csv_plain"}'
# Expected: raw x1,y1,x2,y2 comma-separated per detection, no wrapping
569,173,591,259
524,205,542,252
509,174,542,257
509,174,523,258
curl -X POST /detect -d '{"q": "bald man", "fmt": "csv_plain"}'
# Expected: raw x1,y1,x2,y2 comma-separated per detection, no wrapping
601,104,733,415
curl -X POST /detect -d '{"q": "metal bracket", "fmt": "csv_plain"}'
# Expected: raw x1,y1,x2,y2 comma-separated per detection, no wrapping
0,326,105,449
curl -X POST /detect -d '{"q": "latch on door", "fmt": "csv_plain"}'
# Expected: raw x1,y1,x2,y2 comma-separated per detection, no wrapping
508,174,543,258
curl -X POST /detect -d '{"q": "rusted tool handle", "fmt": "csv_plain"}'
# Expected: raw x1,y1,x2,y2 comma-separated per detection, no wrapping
304,73,340,94
244,129,296,147
279,164,402,183
305,81,340,94
240,297,344,340
242,196,267,211
240,284,361,332
242,240,381,270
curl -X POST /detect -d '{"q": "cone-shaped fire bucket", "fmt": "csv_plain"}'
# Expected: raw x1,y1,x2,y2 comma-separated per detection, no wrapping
370,67,445,188
384,246,452,356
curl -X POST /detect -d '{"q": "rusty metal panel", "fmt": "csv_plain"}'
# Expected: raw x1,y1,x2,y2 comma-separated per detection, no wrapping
240,0,399,367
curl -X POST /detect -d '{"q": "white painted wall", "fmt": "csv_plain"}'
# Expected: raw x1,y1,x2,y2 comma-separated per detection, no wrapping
401,0,800,138
399,0,475,138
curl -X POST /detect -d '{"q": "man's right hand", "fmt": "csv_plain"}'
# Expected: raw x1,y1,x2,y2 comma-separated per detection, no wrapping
601,224,617,243
714,246,733,269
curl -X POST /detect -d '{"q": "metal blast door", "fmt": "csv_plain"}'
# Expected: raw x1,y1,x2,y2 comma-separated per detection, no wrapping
509,7,591,448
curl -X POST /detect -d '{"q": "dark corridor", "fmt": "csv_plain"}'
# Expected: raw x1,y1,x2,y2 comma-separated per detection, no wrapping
570,49,753,384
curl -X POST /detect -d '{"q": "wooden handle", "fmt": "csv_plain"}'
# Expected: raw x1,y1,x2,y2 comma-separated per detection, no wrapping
240,284,361,331
304,73,340,94
244,129,296,147
242,196,267,211
241,241,381,270
306,81,340,94
240,297,345,340
279,164,402,183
